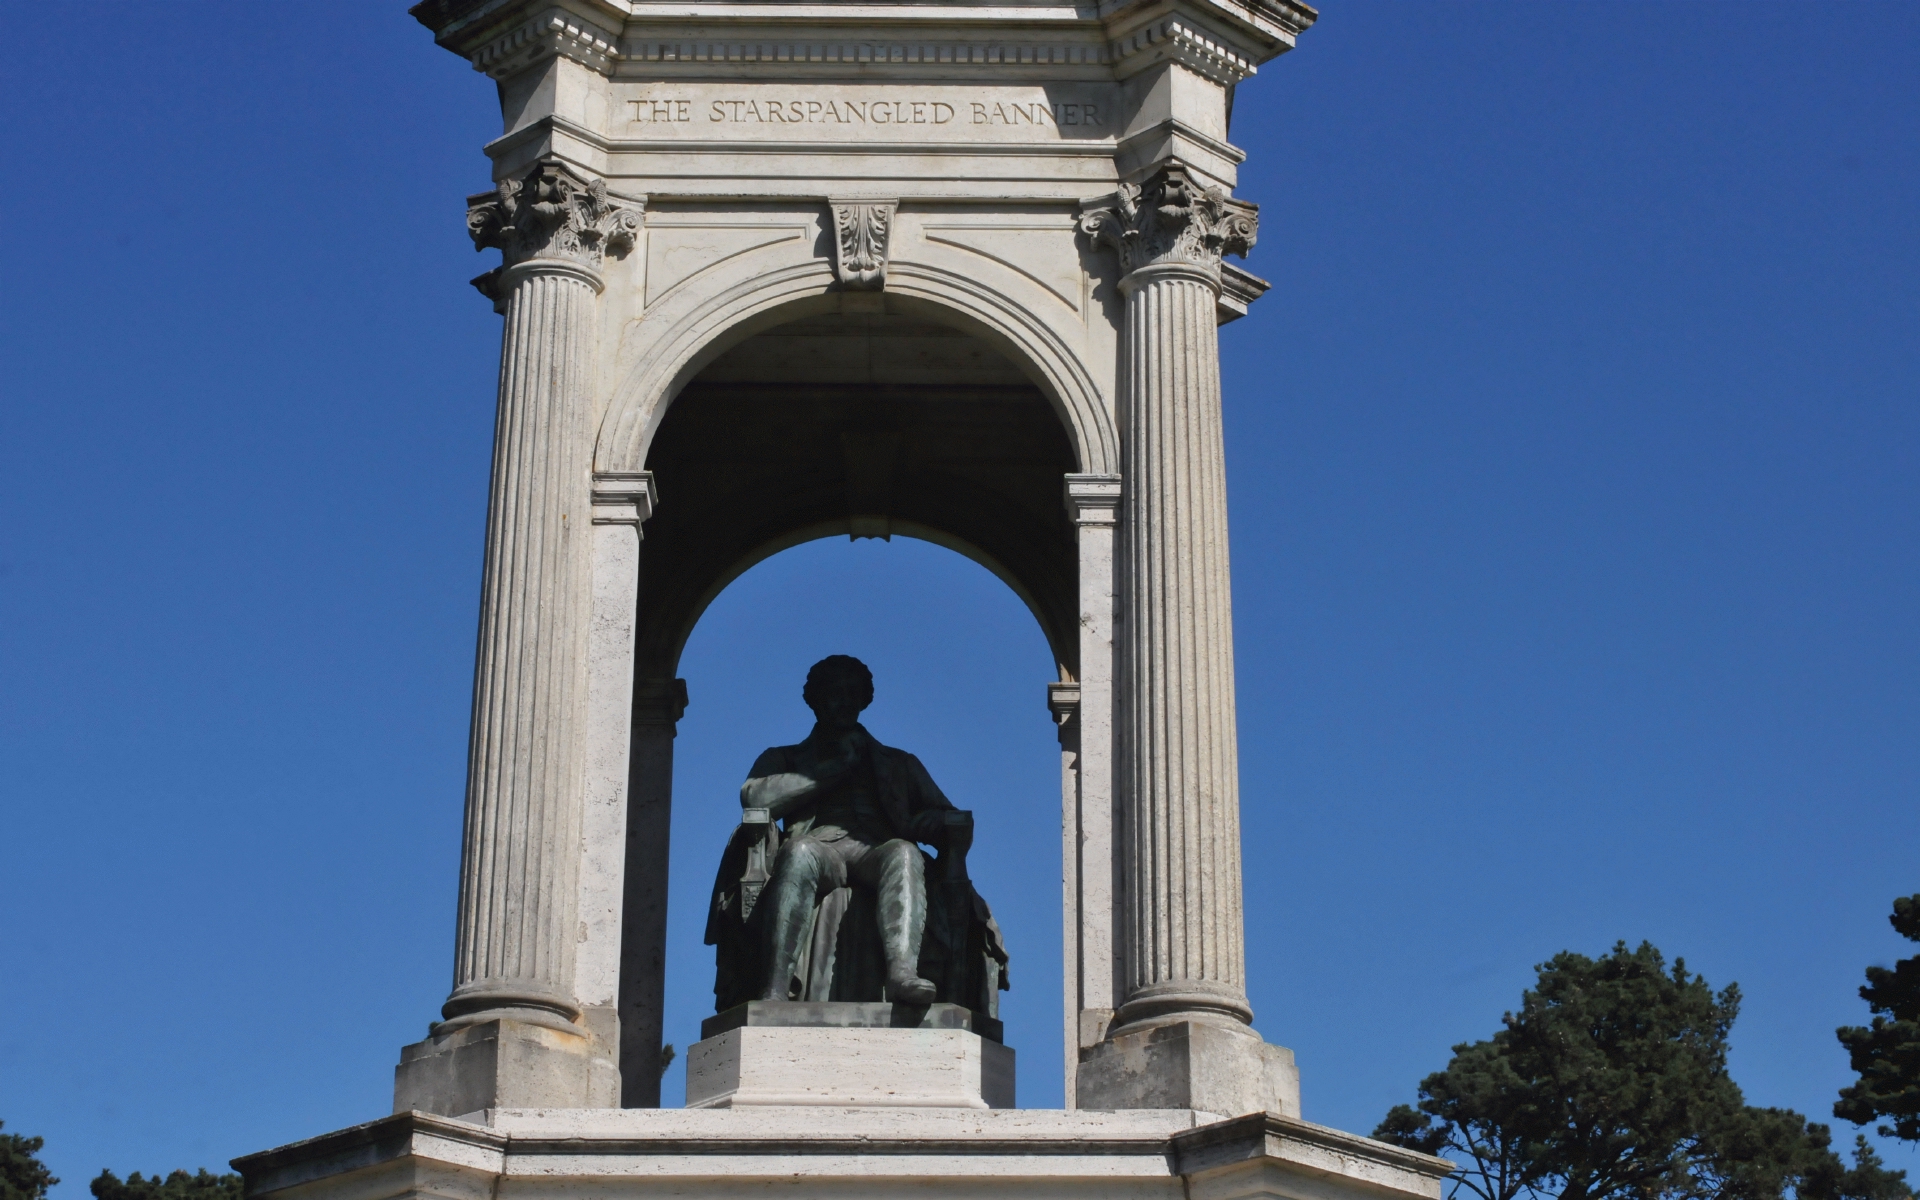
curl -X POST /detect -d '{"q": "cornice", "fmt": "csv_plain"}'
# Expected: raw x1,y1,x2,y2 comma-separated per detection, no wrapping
415,0,1314,82
1109,14,1257,86
1170,1112,1454,1184
472,8,622,78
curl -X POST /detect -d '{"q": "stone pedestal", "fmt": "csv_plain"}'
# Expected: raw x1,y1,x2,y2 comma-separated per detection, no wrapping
392,1019,618,1119
688,1028,1015,1109
687,1001,1014,1109
1076,1020,1299,1119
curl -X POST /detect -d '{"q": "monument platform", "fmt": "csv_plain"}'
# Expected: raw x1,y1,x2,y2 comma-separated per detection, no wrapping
236,1107,1452,1200
690,1001,1013,1109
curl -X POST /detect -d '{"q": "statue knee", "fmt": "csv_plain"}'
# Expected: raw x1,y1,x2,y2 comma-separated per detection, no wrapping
880,838,924,881
775,838,828,887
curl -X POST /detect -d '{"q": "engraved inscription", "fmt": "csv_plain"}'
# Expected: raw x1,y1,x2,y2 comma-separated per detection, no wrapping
627,95,1104,132
631,98,694,123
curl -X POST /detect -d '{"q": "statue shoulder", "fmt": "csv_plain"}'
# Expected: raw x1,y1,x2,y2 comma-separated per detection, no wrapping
871,744,952,808
746,743,805,778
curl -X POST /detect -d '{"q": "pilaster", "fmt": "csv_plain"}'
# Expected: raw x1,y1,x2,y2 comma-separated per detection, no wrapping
575,472,657,1057
618,676,688,1107
1063,473,1123,1106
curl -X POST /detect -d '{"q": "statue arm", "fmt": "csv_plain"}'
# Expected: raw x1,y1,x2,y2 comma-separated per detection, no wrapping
901,753,961,843
740,744,854,820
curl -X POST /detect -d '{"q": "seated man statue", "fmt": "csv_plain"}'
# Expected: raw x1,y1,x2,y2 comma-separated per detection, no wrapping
706,655,1008,1013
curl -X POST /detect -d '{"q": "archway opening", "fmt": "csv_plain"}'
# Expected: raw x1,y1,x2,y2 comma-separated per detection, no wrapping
633,299,1081,683
639,299,1082,1108
657,537,1067,1107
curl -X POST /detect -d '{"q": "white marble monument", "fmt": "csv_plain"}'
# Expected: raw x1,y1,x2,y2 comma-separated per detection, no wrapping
235,2,1453,1198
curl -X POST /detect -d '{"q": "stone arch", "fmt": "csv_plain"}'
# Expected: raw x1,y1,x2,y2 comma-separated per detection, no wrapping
658,519,1065,680
593,256,1118,481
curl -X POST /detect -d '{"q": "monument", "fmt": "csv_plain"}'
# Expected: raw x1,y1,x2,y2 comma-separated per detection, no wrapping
234,1,1456,1198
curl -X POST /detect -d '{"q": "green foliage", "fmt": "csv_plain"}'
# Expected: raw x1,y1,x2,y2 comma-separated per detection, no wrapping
1,1122,59,1200
90,1169,242,1200
1836,895,1920,1143
1375,941,1912,1200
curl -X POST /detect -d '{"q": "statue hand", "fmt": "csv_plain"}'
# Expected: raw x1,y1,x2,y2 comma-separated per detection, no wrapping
908,809,948,845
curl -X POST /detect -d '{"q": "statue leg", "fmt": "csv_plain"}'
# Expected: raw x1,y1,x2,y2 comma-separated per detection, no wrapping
761,837,837,1001
857,839,936,1005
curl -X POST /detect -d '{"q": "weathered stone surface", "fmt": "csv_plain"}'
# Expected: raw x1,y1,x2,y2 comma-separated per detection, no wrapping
392,1019,617,1119
1077,1020,1299,1120
686,1027,1016,1109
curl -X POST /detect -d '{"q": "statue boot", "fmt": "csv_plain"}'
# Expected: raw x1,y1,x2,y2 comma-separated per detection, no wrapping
873,839,937,1005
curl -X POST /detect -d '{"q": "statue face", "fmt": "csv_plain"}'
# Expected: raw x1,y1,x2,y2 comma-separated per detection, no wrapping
807,674,868,732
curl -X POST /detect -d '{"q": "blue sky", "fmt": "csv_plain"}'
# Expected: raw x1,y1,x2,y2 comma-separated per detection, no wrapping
2,1,1915,1192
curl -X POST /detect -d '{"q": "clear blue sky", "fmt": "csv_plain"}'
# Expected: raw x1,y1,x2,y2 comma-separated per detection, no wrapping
2,1,1915,1192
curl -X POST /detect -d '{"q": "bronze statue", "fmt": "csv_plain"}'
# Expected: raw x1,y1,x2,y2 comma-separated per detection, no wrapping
706,656,1009,1015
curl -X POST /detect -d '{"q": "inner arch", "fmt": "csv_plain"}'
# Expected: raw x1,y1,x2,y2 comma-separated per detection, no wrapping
637,299,1081,679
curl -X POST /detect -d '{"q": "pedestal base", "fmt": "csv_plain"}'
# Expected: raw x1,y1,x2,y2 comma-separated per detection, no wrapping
236,1108,1451,1200
392,1017,618,1118
1076,1020,1300,1119
688,1026,1015,1108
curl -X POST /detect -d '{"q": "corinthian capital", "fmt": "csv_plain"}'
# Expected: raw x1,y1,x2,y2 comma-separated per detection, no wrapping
467,160,644,279
1079,165,1258,278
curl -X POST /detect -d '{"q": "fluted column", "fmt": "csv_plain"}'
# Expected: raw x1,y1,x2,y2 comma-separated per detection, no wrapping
1082,167,1260,1036
439,162,643,1031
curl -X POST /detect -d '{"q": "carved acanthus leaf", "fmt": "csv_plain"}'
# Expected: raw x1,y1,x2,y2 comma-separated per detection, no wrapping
829,200,898,290
1078,166,1258,277
466,160,644,279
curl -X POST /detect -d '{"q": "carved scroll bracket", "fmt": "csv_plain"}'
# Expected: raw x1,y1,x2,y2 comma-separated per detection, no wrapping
828,198,899,290
1077,165,1257,283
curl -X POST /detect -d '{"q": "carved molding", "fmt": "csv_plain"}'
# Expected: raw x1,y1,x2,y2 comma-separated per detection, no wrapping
467,160,645,300
1110,18,1259,87
469,8,620,80
628,39,1109,68
1078,165,1257,279
1065,473,1124,527
1217,262,1271,324
590,470,657,529
829,199,898,290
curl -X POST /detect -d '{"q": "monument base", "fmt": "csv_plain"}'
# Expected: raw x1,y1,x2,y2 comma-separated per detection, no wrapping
690,1002,1013,1108
392,1017,618,1118
1077,1020,1301,1119
236,1108,1452,1200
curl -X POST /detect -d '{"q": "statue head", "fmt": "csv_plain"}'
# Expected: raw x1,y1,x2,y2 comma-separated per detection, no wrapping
803,655,873,731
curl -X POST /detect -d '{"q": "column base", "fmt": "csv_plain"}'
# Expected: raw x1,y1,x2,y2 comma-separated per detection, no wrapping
393,1017,618,1118
1076,1019,1300,1119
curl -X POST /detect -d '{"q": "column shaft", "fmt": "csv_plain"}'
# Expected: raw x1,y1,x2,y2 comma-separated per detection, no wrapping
1115,263,1250,1032
446,268,598,1025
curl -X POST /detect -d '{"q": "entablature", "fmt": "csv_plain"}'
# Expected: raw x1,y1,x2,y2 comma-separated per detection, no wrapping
413,0,1315,89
